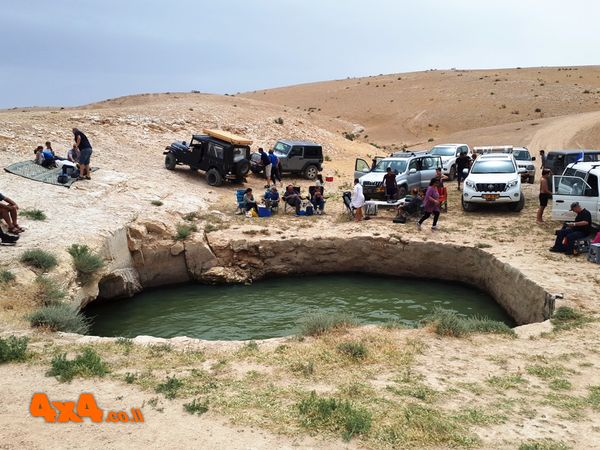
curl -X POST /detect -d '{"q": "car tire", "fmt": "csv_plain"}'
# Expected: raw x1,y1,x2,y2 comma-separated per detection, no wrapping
303,164,318,180
528,175,535,184
398,186,407,198
235,159,250,178
250,166,263,175
447,165,456,181
165,153,176,170
461,198,476,212
206,168,224,187
508,192,525,212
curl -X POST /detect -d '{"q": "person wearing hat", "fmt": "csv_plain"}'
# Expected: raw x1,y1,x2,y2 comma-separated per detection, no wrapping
550,202,592,255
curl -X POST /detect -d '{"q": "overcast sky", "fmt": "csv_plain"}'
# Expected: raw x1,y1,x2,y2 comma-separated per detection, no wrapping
1,0,599,108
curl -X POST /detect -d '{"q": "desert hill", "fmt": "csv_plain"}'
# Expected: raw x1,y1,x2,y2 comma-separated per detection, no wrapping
241,66,600,149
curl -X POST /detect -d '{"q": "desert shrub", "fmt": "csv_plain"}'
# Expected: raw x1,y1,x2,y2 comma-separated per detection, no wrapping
0,336,29,363
28,304,90,334
20,209,46,221
124,372,137,384
35,275,66,306
343,131,356,141
47,347,108,382
297,391,372,441
20,249,58,271
535,108,542,113
150,200,163,206
337,341,367,359
423,308,514,337
174,223,197,241
183,212,198,221
428,138,434,142
274,117,284,125
156,375,183,399
298,312,358,337
518,438,569,450
183,399,209,416
0,270,15,284
551,306,593,332
67,244,104,274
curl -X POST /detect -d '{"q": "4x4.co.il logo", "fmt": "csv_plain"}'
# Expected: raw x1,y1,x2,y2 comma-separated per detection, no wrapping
29,393,144,423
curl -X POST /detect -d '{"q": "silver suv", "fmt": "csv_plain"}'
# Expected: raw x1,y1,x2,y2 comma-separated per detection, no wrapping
355,152,442,200
512,147,536,183
250,140,323,180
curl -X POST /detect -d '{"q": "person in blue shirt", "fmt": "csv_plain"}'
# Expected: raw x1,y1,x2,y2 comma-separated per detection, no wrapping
259,148,272,188
268,149,282,186
264,186,280,209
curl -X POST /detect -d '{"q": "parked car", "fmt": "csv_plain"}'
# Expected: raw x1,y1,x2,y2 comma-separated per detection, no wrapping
429,143,471,181
545,149,600,175
354,152,442,200
551,161,600,225
163,129,251,186
250,140,323,179
512,147,536,183
461,153,526,212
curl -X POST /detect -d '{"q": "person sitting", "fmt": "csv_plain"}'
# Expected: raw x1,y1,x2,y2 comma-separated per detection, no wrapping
395,188,423,221
283,185,301,214
34,146,44,165
242,188,259,215
264,186,280,209
45,141,65,161
34,144,56,168
310,186,325,214
67,144,80,163
0,193,24,234
550,201,592,255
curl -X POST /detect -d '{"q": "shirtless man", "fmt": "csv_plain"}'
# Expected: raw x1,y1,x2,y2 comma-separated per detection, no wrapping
536,169,552,224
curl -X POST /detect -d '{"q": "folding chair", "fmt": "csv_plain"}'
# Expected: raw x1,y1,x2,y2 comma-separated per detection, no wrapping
284,186,302,213
342,191,355,218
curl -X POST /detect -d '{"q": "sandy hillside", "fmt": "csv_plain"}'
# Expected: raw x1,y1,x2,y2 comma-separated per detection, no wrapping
242,66,600,148
1,67,600,449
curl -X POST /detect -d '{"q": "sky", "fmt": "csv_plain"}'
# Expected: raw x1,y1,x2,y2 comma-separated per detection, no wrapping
1,0,599,108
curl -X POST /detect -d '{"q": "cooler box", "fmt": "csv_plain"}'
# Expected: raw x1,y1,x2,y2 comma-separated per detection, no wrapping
325,176,334,182
588,243,600,264
258,206,272,218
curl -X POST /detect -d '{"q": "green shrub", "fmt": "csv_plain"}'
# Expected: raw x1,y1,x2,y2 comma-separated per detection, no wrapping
150,200,163,206
124,372,137,384
519,438,569,450
174,223,197,241
337,341,367,359
20,249,58,271
28,304,90,334
0,270,15,284
0,336,29,363
423,308,515,337
21,209,47,221
183,398,209,416
298,312,358,337
47,347,108,382
183,212,198,221
156,375,183,399
297,391,372,441
551,306,593,332
67,244,104,274
35,275,66,306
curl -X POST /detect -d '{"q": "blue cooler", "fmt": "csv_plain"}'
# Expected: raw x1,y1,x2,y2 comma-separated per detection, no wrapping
258,206,272,218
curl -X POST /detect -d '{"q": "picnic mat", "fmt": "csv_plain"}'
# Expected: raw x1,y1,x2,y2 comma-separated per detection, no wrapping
4,161,97,188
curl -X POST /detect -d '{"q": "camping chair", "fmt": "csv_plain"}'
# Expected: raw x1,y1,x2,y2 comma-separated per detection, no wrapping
308,185,326,214
283,186,302,213
263,188,280,213
438,186,448,212
342,191,355,218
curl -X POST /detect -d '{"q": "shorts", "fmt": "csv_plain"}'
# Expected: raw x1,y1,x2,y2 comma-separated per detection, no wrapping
79,148,93,165
457,169,468,181
539,193,552,207
264,163,272,180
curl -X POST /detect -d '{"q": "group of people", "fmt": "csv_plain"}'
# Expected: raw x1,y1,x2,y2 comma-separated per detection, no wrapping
240,181,326,217
258,147,283,188
32,128,94,181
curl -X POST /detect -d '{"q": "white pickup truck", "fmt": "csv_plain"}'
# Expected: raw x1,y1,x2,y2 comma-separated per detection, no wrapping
552,161,600,225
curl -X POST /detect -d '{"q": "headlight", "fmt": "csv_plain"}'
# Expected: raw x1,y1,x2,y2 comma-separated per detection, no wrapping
527,165,534,170
465,180,475,188
507,179,519,188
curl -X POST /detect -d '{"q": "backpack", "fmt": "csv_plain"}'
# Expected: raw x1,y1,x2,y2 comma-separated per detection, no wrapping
57,174,69,184
70,169,80,178
305,205,314,216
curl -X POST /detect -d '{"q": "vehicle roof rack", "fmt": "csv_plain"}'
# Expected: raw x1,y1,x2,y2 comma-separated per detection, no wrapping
202,129,253,146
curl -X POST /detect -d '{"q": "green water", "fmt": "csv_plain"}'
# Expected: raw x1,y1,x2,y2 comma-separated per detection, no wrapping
84,274,514,341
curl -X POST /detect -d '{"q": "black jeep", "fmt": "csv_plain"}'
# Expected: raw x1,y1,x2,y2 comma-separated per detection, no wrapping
163,129,251,186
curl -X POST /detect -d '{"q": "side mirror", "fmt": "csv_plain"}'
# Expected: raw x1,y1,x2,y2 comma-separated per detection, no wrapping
531,157,537,161
462,168,469,175
409,168,417,174
362,168,370,173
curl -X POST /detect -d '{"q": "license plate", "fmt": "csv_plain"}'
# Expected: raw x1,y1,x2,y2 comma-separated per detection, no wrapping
483,194,499,201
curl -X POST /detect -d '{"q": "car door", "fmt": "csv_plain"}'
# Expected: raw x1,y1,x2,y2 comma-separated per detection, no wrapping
406,158,421,189
419,156,438,188
551,174,599,222
286,146,303,171
354,158,371,179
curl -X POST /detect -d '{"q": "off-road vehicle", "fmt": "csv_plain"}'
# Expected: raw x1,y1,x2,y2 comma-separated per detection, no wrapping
429,143,471,181
512,147,536,183
354,152,442,200
163,129,251,186
250,140,323,179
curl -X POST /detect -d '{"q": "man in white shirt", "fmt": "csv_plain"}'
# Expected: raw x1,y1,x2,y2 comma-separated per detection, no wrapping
351,178,365,222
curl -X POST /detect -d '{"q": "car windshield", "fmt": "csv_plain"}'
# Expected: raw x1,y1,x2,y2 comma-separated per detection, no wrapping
471,160,515,174
512,150,531,161
273,142,291,155
372,160,407,173
430,146,456,156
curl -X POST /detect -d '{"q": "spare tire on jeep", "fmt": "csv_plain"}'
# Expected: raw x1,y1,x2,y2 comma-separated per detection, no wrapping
234,159,250,178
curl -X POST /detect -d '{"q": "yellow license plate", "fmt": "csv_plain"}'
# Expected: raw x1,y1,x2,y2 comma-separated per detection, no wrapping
483,194,499,201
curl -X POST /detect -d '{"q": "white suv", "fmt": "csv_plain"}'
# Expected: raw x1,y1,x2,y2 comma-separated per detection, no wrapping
461,153,526,212
430,143,472,180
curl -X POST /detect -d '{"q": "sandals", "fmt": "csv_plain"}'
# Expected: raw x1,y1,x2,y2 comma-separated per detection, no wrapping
8,226,24,234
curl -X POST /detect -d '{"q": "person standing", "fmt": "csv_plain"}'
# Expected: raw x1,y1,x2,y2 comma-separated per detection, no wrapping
536,169,552,224
351,178,365,222
417,179,441,230
550,202,592,255
455,151,471,190
539,150,546,170
73,128,93,180
382,167,398,201
268,149,281,186
258,148,272,188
